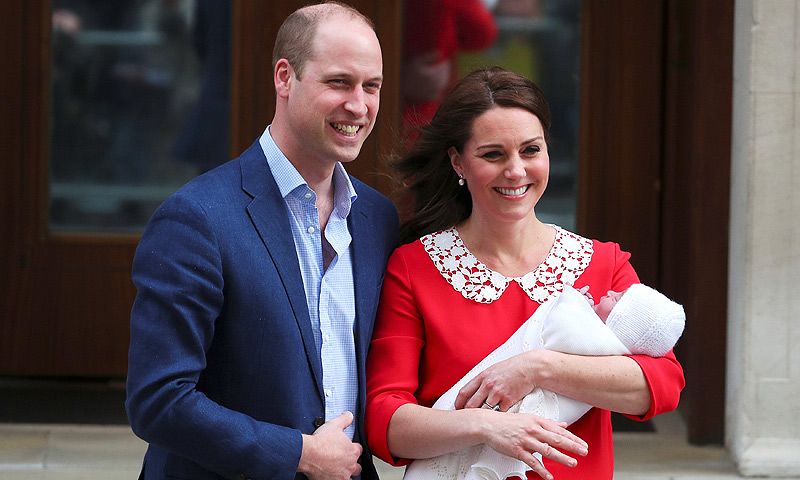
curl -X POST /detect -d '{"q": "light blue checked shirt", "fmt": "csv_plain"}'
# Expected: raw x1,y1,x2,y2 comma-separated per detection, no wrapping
259,127,358,439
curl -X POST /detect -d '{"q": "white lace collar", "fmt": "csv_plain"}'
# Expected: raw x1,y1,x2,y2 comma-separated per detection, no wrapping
421,226,593,304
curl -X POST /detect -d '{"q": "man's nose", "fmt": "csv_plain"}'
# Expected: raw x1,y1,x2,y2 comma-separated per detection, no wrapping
344,88,368,117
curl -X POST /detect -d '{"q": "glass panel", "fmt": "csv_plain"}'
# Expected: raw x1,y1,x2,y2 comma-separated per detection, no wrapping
401,0,581,231
50,0,231,233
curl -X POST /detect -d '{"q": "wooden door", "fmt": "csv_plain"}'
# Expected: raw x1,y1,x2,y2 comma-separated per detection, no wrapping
579,0,732,444
0,0,402,377
1,0,136,376
1,0,729,445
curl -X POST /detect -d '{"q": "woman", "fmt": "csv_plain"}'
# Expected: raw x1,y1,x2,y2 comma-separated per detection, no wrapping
365,67,684,480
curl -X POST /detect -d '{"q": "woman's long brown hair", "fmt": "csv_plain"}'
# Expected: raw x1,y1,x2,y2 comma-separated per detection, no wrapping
392,66,552,244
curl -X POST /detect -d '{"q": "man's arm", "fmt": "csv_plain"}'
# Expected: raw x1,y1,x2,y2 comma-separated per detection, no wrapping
126,192,302,479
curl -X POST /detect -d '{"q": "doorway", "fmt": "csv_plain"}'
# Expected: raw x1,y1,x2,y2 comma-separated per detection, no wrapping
0,0,730,445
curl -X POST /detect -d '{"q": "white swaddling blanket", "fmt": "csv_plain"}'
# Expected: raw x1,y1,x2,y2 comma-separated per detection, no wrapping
403,286,631,480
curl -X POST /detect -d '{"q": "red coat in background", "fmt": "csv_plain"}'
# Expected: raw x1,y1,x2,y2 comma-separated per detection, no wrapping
402,0,498,131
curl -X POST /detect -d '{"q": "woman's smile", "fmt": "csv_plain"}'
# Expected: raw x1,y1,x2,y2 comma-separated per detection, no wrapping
494,185,530,197
451,106,550,224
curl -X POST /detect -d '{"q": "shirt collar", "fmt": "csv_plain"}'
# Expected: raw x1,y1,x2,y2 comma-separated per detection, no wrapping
259,126,358,215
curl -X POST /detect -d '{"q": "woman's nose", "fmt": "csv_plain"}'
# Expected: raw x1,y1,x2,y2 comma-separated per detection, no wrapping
504,155,526,178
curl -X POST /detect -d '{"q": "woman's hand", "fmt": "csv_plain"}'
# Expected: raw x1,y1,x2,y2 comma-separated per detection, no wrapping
455,350,545,411
479,410,588,480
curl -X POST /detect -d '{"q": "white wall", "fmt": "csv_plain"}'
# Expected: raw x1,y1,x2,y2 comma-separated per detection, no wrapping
728,0,800,476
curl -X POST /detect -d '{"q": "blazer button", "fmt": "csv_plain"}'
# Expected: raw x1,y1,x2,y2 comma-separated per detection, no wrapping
313,417,325,429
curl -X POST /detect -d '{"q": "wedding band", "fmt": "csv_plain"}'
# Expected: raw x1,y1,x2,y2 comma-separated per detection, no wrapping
483,401,500,411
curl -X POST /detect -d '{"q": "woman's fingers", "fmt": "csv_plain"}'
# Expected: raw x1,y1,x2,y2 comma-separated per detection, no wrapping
483,413,589,476
456,373,514,410
456,374,498,409
520,450,553,480
543,422,589,454
529,437,581,468
454,375,481,409
466,383,494,410
515,440,575,480
456,353,539,410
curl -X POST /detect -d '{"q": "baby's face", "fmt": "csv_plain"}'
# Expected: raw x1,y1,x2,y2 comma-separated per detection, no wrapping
594,290,626,322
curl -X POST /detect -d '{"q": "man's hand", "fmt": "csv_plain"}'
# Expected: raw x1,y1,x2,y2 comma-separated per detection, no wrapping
297,411,362,480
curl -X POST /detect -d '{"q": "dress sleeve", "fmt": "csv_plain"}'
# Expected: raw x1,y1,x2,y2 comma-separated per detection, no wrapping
625,349,685,421
608,241,640,292
366,247,426,466
605,241,686,421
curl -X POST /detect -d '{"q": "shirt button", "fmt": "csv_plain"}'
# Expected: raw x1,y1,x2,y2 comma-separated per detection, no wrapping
307,226,315,234
323,333,330,343
304,192,312,199
324,388,332,398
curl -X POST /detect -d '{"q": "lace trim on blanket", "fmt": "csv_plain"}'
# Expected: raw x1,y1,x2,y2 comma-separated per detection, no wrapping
421,226,593,304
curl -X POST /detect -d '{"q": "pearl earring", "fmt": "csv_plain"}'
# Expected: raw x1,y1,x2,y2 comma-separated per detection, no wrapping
457,174,465,186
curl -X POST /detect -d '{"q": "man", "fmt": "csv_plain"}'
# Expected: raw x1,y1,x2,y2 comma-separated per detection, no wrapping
125,3,398,479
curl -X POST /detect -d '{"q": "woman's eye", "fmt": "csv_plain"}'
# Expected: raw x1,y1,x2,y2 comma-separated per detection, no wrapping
481,151,502,160
523,145,541,155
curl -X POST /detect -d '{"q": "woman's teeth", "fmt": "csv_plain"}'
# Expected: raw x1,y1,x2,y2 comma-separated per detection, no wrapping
495,185,529,196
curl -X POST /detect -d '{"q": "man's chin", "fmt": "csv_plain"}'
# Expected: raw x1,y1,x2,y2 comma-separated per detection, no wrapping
331,145,365,163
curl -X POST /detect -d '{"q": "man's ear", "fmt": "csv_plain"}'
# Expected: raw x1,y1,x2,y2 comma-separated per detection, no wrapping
274,59,293,98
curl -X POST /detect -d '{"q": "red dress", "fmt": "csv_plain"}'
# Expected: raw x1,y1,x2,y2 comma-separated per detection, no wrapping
366,227,685,479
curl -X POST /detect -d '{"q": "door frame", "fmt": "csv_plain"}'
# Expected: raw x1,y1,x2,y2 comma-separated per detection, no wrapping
0,0,730,444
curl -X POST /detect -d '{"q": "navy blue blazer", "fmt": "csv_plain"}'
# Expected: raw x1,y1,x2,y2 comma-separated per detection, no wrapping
126,141,399,479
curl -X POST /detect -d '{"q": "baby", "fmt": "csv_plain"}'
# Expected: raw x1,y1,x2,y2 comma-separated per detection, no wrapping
404,284,685,480
584,283,685,357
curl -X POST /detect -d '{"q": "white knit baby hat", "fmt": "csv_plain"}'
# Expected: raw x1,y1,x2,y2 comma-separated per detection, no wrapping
604,283,685,357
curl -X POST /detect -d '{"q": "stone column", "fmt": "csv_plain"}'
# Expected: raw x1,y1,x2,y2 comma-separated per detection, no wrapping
727,0,800,476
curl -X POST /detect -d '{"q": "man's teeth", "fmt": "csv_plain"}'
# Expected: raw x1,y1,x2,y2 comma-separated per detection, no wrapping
332,123,359,135
496,186,529,196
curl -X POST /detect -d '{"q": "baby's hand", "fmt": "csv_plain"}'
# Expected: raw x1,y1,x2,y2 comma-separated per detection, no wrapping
577,285,594,305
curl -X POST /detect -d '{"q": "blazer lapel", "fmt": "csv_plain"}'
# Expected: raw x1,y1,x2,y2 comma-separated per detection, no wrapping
349,192,382,436
350,202,380,351
240,143,324,399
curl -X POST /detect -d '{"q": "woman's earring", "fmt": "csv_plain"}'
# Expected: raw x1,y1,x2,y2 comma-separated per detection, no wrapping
457,174,465,186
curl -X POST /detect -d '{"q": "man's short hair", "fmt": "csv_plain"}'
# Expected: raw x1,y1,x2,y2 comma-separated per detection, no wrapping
272,1,375,79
